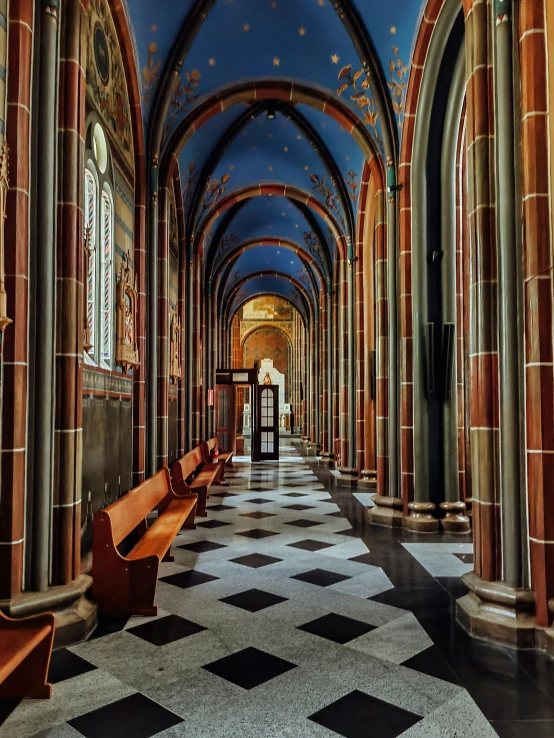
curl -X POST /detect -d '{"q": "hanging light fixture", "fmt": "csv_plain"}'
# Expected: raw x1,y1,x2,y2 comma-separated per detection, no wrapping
267,108,276,120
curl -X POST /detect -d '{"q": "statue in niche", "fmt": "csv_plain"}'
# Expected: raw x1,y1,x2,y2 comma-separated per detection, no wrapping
115,250,139,373
263,372,272,386
170,310,182,380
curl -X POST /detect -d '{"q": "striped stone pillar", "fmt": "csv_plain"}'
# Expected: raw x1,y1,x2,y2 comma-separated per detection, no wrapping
361,179,377,484
466,0,501,583
332,280,340,464
319,291,330,456
338,259,349,471
192,258,202,445
157,187,169,468
53,0,87,587
0,0,33,599
520,0,554,628
368,191,401,523
355,187,367,477
176,181,187,457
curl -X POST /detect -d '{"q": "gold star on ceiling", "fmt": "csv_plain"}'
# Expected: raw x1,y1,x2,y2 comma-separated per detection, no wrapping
297,135,302,140
304,165,309,170
318,0,324,5
268,133,273,138
273,57,280,66
299,27,306,36
269,166,273,171
271,0,277,7
244,23,250,31
229,165,235,170
391,26,397,34
209,58,216,66
283,147,288,152
331,54,340,64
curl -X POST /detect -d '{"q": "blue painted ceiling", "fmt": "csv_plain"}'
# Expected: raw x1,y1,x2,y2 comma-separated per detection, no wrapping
121,0,425,313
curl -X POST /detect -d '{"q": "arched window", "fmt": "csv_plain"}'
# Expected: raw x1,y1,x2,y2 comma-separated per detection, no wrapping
84,123,115,367
84,168,97,356
100,188,114,362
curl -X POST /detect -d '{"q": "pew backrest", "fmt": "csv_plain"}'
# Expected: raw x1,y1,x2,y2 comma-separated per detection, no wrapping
97,468,171,546
173,446,204,484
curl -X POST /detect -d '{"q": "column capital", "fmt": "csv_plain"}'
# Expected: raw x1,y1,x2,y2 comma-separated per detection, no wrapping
493,0,511,21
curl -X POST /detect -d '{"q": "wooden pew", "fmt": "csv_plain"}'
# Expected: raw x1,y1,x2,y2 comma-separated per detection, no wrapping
172,445,221,517
0,610,55,699
92,468,197,617
203,437,234,482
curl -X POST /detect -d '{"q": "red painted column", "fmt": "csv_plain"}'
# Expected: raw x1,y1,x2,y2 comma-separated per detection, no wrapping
520,0,554,626
0,1,33,599
157,187,169,468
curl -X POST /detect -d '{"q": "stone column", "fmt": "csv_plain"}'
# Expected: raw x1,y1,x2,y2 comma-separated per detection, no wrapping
147,161,158,476
32,0,60,592
157,187,169,468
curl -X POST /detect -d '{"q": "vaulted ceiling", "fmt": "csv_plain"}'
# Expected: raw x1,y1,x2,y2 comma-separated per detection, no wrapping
122,0,424,313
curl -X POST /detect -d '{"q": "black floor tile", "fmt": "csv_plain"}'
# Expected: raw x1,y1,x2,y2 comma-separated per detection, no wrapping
287,539,334,552
202,647,296,690
48,649,97,684
89,615,130,640
0,699,20,725
69,692,183,738
236,528,279,539
286,519,323,528
230,553,282,568
298,613,376,644
491,720,554,738
336,528,358,537
245,497,272,504
309,690,420,738
160,570,219,588
211,491,237,498
220,588,288,612
292,568,351,587
348,552,379,566
178,540,227,553
197,519,231,529
401,645,460,685
454,553,474,564
282,504,314,511
207,504,235,512
240,511,276,519
326,510,345,517
282,492,310,498
127,614,206,646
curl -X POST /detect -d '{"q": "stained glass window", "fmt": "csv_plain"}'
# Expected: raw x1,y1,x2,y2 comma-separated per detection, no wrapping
100,189,113,362
84,168,97,355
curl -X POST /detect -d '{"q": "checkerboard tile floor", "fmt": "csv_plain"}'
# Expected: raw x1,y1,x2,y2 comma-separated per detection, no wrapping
0,443,497,738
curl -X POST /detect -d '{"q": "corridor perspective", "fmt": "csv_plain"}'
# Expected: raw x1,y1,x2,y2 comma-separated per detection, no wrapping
1,0,554,736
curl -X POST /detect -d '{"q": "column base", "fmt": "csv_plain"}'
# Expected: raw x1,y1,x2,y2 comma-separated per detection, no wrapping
293,426,301,434
336,467,358,487
405,501,440,532
440,501,471,533
0,574,98,648
358,469,377,488
456,572,536,650
306,442,321,457
366,494,403,528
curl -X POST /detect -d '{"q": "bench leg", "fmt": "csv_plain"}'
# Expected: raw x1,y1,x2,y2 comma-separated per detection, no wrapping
196,488,207,517
162,549,175,563
0,631,54,699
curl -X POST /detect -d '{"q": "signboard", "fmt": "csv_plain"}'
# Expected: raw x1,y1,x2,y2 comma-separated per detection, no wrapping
208,389,214,406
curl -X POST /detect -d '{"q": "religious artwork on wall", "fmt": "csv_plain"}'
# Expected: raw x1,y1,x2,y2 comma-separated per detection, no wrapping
242,295,292,321
115,251,139,373
0,141,11,332
86,0,134,171
170,311,182,380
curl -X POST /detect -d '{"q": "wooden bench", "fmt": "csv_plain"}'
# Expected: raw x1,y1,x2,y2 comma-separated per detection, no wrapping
172,445,221,517
0,610,55,699
203,437,234,482
92,468,197,617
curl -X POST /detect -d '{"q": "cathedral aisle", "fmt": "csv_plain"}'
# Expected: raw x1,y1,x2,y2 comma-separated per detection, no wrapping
0,442,510,738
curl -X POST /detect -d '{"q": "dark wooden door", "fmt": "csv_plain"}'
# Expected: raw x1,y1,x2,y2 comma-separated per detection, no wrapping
253,385,279,461
216,384,235,453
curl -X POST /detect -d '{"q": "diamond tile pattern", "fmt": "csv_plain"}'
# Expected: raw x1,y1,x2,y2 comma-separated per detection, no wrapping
309,690,420,738
202,647,296,690
3,442,492,738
